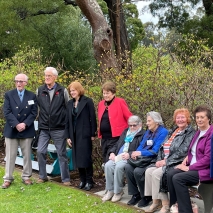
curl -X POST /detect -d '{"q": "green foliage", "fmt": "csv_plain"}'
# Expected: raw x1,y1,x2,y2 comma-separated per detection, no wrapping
0,0,97,73
147,0,202,29
0,46,45,140
181,15,213,48
58,36,213,128
123,2,145,50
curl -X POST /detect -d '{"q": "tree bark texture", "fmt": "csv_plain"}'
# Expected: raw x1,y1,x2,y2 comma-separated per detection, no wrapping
104,0,130,55
104,0,131,71
76,0,117,72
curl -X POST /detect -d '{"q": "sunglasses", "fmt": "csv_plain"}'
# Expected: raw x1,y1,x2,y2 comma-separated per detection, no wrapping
128,124,138,127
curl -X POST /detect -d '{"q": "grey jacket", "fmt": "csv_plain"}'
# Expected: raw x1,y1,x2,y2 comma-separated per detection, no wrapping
157,125,196,168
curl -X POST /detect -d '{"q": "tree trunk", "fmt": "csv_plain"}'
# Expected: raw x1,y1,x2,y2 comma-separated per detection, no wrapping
104,0,130,55
75,0,117,72
104,0,131,71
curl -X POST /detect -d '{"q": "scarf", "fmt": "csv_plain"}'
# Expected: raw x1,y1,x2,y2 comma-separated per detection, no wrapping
124,127,142,143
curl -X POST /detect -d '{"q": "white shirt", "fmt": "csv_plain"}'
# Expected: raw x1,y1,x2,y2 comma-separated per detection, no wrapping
190,129,207,165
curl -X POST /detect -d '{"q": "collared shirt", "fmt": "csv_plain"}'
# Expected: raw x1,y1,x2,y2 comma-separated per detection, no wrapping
47,83,57,91
48,83,57,102
17,89,25,102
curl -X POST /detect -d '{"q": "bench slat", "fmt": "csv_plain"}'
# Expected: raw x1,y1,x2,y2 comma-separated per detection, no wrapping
14,157,53,174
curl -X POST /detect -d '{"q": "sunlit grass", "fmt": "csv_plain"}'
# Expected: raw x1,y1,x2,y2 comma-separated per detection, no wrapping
0,166,139,213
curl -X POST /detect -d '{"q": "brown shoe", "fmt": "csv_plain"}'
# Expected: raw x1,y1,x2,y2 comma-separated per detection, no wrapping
145,202,162,213
2,181,11,189
63,182,71,186
22,179,33,185
36,178,48,183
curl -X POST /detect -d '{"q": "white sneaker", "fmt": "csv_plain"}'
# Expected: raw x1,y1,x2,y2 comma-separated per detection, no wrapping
170,203,178,213
111,191,124,202
102,190,114,201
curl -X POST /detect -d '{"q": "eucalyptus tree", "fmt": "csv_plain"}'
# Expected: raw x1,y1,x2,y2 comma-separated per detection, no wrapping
136,0,212,29
1,0,144,73
0,0,96,73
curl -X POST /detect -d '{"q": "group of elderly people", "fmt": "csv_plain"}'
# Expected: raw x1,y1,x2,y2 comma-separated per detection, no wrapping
3,68,212,213
98,81,213,213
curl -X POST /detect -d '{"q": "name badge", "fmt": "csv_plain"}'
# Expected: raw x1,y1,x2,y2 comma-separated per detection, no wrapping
28,100,34,105
147,140,153,146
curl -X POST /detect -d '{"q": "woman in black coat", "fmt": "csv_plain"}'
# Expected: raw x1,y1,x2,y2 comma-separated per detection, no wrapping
65,81,97,191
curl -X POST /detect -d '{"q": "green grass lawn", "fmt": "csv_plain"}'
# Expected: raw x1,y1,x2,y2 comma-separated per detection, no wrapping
0,166,140,213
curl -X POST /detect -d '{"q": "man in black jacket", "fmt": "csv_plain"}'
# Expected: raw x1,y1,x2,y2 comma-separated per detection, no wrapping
36,67,70,185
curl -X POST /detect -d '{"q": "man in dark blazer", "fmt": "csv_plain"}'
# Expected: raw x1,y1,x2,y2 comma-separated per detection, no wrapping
2,73,37,189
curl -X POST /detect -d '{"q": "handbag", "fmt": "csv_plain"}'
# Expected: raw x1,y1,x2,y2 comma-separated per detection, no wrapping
127,156,156,168
159,168,168,193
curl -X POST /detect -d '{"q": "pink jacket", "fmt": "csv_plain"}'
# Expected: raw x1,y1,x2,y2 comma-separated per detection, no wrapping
188,125,213,181
98,97,132,138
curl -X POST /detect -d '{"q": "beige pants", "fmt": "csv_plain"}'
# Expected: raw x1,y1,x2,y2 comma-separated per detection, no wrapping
145,166,169,200
4,138,33,182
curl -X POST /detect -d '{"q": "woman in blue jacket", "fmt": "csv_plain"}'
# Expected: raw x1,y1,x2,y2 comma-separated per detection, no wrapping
125,111,168,208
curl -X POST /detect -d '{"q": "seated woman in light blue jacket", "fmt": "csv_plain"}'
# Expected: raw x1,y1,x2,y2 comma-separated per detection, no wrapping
125,111,168,208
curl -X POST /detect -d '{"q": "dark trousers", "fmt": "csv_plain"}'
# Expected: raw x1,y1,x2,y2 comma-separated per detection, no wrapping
125,163,146,197
78,164,93,184
101,137,119,163
167,168,199,213
37,130,70,182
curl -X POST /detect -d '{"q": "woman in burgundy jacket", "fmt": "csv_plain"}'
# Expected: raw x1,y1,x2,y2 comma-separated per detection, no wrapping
98,81,132,163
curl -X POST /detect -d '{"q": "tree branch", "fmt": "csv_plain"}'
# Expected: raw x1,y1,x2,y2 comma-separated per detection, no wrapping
16,8,59,20
31,8,59,17
63,0,77,6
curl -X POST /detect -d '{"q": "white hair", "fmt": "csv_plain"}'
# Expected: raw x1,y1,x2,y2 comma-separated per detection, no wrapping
128,115,142,125
15,73,28,82
44,67,58,76
147,111,164,125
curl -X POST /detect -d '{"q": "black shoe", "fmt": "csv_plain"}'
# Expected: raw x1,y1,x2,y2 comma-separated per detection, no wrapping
78,182,86,189
83,183,93,191
137,196,152,208
127,193,141,205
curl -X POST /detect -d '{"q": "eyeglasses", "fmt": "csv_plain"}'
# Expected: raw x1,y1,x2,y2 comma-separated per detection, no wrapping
14,80,26,84
128,124,138,127
45,75,54,78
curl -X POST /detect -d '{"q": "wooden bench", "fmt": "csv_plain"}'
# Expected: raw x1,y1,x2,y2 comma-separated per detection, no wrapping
5,144,73,175
46,144,73,175
15,156,54,174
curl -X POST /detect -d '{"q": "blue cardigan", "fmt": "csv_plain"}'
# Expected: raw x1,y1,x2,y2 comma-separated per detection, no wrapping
136,125,168,157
